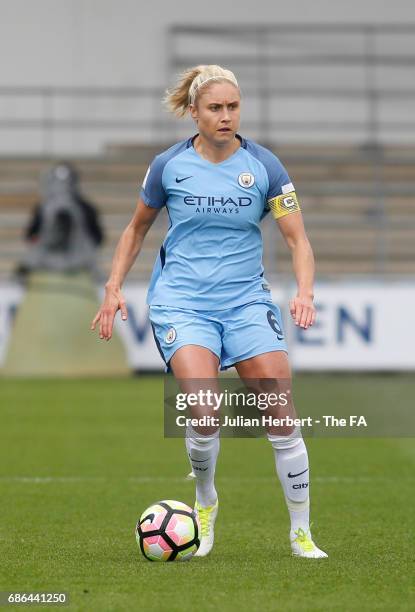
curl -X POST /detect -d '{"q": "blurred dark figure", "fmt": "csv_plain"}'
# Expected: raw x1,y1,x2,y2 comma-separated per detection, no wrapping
5,163,127,376
17,162,104,278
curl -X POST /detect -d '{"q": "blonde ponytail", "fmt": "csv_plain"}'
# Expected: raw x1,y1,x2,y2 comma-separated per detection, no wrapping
164,65,239,117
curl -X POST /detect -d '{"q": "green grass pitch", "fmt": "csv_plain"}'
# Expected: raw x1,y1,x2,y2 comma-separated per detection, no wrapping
0,375,414,611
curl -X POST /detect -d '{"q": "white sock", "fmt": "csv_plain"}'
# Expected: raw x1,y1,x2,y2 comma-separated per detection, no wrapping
268,431,311,535
186,426,219,507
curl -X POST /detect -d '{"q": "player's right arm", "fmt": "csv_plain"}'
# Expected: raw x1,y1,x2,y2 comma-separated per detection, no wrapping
91,197,160,340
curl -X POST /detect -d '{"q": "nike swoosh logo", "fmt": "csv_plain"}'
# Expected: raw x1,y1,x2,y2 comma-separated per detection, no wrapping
288,468,309,478
188,456,208,463
176,175,193,183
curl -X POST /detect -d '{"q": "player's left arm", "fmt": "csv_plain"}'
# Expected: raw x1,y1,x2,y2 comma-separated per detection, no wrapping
276,210,316,330
259,146,315,329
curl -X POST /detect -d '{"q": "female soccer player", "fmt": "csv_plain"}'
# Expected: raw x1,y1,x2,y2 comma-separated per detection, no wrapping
91,65,327,559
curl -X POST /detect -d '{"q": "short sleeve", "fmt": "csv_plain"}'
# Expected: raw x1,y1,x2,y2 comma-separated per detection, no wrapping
262,152,292,202
265,156,301,219
245,140,300,220
139,155,167,209
244,140,293,198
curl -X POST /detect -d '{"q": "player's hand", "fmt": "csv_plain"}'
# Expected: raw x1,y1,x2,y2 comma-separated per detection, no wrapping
289,295,315,330
90,285,128,341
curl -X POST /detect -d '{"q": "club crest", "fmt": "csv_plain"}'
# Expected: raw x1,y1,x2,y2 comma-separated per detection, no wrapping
165,328,177,344
238,172,255,188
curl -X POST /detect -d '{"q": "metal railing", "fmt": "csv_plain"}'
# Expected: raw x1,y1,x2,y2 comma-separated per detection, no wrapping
168,23,415,145
0,24,415,154
0,86,169,155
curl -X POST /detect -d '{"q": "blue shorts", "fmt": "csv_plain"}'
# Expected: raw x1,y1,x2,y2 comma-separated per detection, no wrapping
149,301,287,371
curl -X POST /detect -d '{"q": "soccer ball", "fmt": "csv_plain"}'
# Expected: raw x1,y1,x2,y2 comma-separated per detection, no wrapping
136,500,200,561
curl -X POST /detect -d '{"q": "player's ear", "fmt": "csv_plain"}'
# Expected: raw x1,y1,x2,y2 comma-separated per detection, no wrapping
189,103,198,121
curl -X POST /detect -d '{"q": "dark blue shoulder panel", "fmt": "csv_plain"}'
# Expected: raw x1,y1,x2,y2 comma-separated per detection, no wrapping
244,139,292,201
140,139,190,209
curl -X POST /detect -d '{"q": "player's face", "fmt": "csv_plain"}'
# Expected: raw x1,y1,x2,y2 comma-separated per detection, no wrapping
190,82,241,146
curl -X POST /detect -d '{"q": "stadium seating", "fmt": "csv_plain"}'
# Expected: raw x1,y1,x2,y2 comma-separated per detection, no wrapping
0,145,414,281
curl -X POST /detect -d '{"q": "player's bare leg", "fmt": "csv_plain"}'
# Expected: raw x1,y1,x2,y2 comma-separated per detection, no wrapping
236,351,327,559
171,346,220,556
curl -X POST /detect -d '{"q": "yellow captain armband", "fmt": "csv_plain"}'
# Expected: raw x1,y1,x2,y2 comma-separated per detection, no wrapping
267,191,301,220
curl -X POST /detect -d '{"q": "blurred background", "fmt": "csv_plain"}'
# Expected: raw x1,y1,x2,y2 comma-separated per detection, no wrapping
1,0,414,374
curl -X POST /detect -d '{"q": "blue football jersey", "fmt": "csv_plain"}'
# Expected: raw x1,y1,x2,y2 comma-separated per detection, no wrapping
140,135,295,310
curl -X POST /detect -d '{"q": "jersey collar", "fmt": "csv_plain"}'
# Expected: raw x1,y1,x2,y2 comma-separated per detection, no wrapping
187,133,247,150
